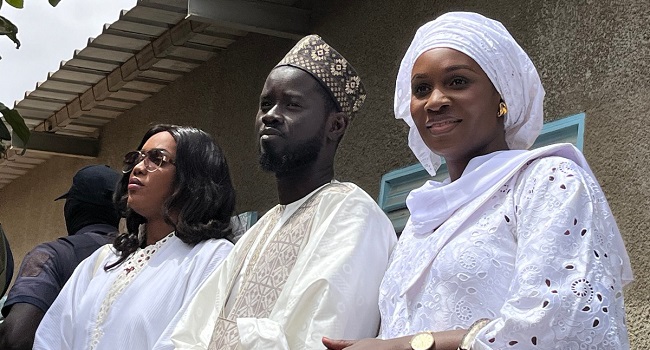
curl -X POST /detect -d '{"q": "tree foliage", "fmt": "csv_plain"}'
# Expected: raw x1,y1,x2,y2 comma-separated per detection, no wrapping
0,102,29,144
0,0,60,149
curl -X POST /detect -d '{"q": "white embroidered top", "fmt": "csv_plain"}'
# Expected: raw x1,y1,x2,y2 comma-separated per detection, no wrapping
34,234,233,350
171,182,398,350
379,147,632,349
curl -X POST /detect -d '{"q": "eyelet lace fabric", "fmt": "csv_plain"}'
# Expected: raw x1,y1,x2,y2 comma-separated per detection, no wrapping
378,157,631,349
89,232,175,350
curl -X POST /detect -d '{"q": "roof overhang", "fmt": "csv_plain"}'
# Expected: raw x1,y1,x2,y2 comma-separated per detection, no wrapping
188,0,310,39
0,0,310,189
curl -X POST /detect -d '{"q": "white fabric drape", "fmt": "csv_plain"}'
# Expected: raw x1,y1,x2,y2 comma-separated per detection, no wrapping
34,236,232,350
379,144,632,349
170,182,397,350
394,12,545,176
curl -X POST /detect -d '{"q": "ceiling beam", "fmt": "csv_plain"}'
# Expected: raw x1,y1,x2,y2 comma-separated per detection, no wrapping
11,131,100,158
187,0,309,40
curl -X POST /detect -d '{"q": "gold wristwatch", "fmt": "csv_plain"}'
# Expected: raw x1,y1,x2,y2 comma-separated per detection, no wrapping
410,331,435,350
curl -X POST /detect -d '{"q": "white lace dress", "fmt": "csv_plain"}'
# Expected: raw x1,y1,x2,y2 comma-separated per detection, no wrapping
379,154,632,349
34,234,232,350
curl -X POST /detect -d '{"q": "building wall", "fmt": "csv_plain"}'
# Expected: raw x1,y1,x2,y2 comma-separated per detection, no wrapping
1,0,647,346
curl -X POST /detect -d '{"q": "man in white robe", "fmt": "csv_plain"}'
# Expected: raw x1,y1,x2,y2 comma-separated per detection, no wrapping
169,35,397,350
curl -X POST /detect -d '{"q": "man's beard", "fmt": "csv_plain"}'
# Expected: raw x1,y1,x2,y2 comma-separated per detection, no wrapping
259,135,322,174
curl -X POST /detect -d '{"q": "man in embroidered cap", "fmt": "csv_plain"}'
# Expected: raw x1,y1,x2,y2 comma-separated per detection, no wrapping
169,35,397,350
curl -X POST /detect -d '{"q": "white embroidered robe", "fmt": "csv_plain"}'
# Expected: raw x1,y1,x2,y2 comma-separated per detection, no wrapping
379,148,633,349
170,182,398,350
33,235,233,350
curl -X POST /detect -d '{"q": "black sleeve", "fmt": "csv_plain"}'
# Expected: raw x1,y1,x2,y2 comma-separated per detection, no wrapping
2,241,73,315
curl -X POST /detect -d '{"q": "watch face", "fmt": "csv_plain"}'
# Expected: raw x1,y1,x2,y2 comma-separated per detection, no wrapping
411,332,435,350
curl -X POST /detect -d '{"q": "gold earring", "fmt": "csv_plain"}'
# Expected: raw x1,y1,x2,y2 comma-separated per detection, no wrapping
498,101,508,118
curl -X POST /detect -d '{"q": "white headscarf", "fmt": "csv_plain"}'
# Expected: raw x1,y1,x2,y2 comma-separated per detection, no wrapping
394,12,545,175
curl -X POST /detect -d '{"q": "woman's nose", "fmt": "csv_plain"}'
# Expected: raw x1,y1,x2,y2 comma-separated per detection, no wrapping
132,157,147,175
424,88,450,112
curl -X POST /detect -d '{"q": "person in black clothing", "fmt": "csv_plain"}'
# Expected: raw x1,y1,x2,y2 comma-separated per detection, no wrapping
0,164,120,350
0,223,14,298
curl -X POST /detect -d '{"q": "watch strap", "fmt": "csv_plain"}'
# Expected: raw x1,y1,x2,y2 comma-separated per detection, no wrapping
457,318,491,350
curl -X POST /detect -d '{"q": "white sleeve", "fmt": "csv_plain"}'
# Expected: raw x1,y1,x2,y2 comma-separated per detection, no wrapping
236,188,397,350
152,240,232,350
170,233,254,349
33,245,112,350
473,157,632,349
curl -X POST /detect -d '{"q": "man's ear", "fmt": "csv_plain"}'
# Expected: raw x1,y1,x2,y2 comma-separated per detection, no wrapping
326,111,349,142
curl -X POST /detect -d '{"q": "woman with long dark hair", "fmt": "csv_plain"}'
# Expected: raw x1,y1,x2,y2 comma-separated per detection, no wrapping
34,124,236,350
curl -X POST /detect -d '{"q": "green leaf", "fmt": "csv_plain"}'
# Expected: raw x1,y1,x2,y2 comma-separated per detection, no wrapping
49,0,61,7
0,15,20,49
5,0,22,9
0,120,10,141
0,102,10,140
0,103,29,145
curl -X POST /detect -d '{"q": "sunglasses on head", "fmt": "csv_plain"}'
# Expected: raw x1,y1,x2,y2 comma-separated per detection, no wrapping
122,149,175,174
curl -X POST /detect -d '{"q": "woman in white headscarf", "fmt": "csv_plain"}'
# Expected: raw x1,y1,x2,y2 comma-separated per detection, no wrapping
323,12,633,350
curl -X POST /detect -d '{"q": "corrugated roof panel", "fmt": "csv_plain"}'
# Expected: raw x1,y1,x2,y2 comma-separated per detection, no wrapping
152,59,201,73
138,70,183,81
166,46,217,61
109,90,152,102
60,64,117,76
4,161,37,170
0,174,19,181
65,58,120,73
16,99,66,111
123,6,186,25
75,47,134,64
7,153,50,164
26,90,78,102
81,108,123,119
0,167,28,176
90,34,151,52
36,80,91,94
122,80,167,93
60,124,99,134
69,117,112,127
49,70,105,85
188,33,237,48
14,107,54,120
141,0,187,9
108,20,169,37
97,99,138,110
55,129,97,138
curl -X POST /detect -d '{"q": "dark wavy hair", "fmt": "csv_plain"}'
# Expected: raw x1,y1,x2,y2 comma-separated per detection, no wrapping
106,124,236,269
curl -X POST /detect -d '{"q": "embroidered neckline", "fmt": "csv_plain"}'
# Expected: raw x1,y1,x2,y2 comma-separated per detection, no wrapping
89,231,175,350
124,231,175,274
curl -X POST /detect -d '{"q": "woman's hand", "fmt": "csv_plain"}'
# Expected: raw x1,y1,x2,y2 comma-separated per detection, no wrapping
323,330,467,350
322,336,410,350
322,337,356,350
